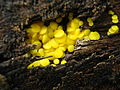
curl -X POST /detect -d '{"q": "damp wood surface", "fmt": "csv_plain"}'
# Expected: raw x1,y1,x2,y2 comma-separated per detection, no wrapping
0,0,120,90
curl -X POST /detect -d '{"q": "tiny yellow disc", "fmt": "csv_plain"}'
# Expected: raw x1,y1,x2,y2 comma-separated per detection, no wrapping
112,15,118,20
51,64,56,67
30,49,38,56
50,39,59,48
37,48,44,57
54,30,65,38
61,60,67,64
67,34,77,40
40,26,47,35
27,60,41,69
89,31,100,40
112,19,119,23
56,17,62,23
50,22,58,30
43,42,51,49
78,32,85,39
66,37,75,45
31,24,41,33
111,25,119,31
79,20,84,26
83,29,91,36
67,45,74,52
53,59,60,65
54,49,64,58
67,27,74,32
108,10,114,15
32,40,42,49
87,18,92,22
42,34,50,43
88,22,94,26
40,59,50,67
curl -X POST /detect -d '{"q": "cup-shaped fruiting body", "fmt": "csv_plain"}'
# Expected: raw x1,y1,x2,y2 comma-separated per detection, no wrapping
87,18,94,26
108,10,119,24
27,59,50,69
89,32,100,40
107,25,119,35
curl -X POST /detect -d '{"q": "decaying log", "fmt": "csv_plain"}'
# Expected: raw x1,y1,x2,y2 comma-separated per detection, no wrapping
0,0,120,90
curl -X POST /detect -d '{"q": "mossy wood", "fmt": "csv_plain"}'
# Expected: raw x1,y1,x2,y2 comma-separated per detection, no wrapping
0,0,120,90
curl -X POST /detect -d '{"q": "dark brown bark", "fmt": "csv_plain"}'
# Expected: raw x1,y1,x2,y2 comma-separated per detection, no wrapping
0,0,120,90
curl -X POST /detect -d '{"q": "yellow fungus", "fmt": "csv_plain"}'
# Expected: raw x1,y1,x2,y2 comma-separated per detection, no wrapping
54,29,65,38
50,22,58,30
54,49,64,58
107,32,111,36
37,48,44,57
78,32,85,39
56,17,62,23
27,60,41,69
112,15,118,20
67,34,77,40
54,34,66,43
112,19,119,23
83,36,89,39
67,21,72,27
26,14,104,68
51,64,56,67
73,18,80,24
25,53,31,57
39,35,43,40
108,28,114,35
108,10,114,15
53,59,60,64
50,39,59,48
42,34,50,43
31,24,40,33
74,28,80,36
26,28,33,33
61,14,65,18
68,13,73,20
69,13,73,17
111,25,119,31
44,48,55,53
31,39,36,44
66,37,75,45
58,25,63,30
30,49,38,56
40,26,47,34
61,60,67,64
67,27,74,32
89,31,100,40
40,59,50,67
87,18,92,22
47,26,54,38
44,51,54,58
87,18,94,26
88,22,94,26
43,41,51,49
67,45,74,52
32,40,42,49
31,33,38,40
83,29,91,36
25,39,31,44
107,25,119,35
58,46,66,51
36,21,44,26
71,20,79,29
79,20,84,26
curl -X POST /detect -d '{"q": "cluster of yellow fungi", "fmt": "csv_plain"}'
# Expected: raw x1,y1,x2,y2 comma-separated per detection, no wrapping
26,11,119,69
108,10,119,35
